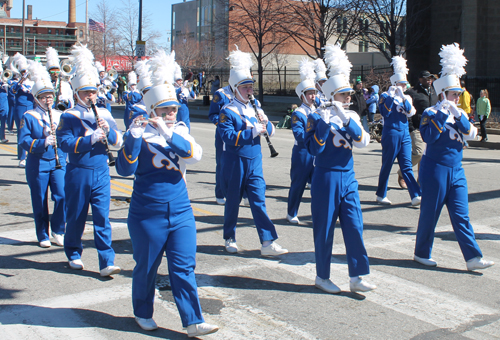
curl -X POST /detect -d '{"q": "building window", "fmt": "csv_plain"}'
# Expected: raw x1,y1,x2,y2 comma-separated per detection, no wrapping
55,42,59,47
79,30,83,37
16,28,20,33
48,29,52,34
56,29,59,35
26,28,30,33
10,27,14,32
48,41,52,46
0,28,3,34
33,28,36,34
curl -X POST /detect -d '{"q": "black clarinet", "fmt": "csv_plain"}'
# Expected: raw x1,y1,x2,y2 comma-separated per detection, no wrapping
248,94,279,158
88,99,115,166
47,107,62,169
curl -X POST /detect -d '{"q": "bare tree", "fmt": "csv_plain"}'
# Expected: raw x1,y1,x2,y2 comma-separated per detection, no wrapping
195,34,225,72
263,43,291,94
223,0,290,103
283,0,366,59
173,23,200,70
114,0,162,69
89,0,118,67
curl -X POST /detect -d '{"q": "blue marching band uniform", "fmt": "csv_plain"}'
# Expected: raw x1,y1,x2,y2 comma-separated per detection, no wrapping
0,78,9,142
208,84,233,202
122,87,143,130
12,78,34,163
19,105,66,245
175,84,196,131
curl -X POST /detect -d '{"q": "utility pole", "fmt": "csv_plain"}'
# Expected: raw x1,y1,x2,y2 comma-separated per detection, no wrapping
22,0,25,55
136,0,145,60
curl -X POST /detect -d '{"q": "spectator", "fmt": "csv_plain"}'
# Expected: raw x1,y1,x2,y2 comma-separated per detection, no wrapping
211,75,221,95
365,85,379,125
116,76,126,104
350,79,368,132
458,79,472,119
476,89,491,142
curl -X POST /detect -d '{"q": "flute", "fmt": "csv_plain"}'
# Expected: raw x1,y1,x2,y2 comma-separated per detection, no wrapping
248,94,279,158
47,107,62,169
88,99,115,167
320,101,353,109
134,118,177,125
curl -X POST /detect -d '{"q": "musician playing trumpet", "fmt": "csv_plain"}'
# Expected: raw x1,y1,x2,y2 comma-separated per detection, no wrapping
56,44,122,276
18,59,66,248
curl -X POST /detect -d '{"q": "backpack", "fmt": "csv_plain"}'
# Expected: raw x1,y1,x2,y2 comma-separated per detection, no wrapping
277,114,292,129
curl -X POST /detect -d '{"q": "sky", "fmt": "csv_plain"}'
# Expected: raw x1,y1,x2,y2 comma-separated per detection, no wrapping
10,0,184,47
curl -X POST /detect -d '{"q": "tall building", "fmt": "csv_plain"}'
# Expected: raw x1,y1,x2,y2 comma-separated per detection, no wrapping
0,1,86,57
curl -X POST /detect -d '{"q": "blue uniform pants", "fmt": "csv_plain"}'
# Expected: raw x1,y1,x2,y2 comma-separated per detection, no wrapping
25,157,66,242
63,164,116,270
376,128,420,199
287,145,314,218
128,192,204,327
222,152,278,243
0,104,7,140
214,131,224,199
14,104,28,160
7,98,14,131
312,167,370,279
414,156,483,261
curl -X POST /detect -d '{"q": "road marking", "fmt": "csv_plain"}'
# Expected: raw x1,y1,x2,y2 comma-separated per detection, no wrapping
0,144,16,154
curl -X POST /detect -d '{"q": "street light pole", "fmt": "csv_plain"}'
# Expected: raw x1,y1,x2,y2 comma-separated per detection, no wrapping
22,0,25,55
138,0,142,41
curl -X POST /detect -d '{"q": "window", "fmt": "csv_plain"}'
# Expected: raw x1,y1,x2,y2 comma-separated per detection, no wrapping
172,12,175,30
48,29,52,34
26,28,30,33
33,28,37,34
56,29,59,35
10,27,14,32
0,28,3,34
55,42,59,47
16,28,20,33
79,30,83,37
48,41,52,46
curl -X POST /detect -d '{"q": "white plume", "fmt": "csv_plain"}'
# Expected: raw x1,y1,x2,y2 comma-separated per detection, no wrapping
298,58,316,82
45,47,60,69
323,43,352,78
227,45,253,71
391,56,408,75
128,71,137,85
314,58,327,74
28,59,51,84
70,44,99,80
134,59,151,81
439,43,467,78
94,60,105,73
148,49,176,86
11,52,29,74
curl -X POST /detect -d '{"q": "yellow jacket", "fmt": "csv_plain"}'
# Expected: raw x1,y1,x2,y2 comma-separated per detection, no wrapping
458,90,471,114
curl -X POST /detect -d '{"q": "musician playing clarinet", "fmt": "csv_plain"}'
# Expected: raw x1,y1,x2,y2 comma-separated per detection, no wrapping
56,44,122,276
19,60,66,249
217,47,288,256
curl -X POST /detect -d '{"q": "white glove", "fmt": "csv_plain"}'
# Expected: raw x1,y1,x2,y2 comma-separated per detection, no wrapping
437,99,450,112
448,101,462,118
406,106,416,118
252,123,265,138
98,118,110,134
332,102,349,124
395,86,405,98
156,119,173,142
388,86,398,97
258,112,269,125
44,134,56,147
129,125,145,138
91,128,106,145
318,108,330,123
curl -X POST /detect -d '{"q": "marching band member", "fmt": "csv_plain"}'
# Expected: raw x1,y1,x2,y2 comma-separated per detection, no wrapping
45,47,74,110
305,44,375,294
7,72,16,135
174,62,196,131
116,50,218,337
217,47,288,256
19,60,66,248
414,43,494,271
375,56,421,206
208,75,234,205
0,55,9,143
122,71,141,129
314,58,328,107
127,59,152,124
286,58,316,224
56,44,123,276
95,62,116,112
11,53,34,167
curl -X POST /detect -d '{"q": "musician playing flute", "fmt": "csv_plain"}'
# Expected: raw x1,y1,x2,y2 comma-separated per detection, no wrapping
217,47,288,256
56,44,122,276
304,44,375,294
19,60,66,248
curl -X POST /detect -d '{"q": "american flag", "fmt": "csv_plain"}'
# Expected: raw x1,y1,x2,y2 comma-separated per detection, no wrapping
89,19,105,33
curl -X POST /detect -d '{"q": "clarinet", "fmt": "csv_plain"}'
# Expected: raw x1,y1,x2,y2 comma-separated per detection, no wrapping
88,99,115,166
248,94,279,158
47,107,62,169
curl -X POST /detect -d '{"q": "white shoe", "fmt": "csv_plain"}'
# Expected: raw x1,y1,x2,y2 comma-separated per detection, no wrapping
225,238,238,253
414,255,437,267
241,197,250,206
466,257,494,271
100,265,121,277
187,322,219,337
261,242,288,256
18,159,26,168
314,276,341,294
376,196,392,205
135,317,158,331
350,278,377,293
286,214,300,224
39,240,51,248
69,259,84,270
216,198,225,205
411,196,422,206
51,232,64,246
0,139,8,143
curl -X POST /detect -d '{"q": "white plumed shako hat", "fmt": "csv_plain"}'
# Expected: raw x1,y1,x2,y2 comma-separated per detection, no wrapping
314,58,328,83
228,45,254,91
30,60,55,98
433,43,467,95
95,61,105,73
143,50,180,115
295,58,317,99
11,52,29,74
69,44,99,92
45,47,60,71
128,71,137,87
390,56,409,85
135,59,152,94
321,44,353,100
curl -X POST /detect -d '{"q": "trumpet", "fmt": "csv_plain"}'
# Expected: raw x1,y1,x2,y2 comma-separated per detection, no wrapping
2,69,12,83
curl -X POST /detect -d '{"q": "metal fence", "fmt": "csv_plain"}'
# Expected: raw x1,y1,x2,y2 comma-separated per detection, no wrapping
464,77,500,112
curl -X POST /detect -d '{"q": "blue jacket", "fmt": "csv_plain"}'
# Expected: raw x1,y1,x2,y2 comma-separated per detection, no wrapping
366,85,379,114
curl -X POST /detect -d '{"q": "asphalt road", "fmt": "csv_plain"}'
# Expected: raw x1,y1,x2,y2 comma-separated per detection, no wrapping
1,105,500,339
